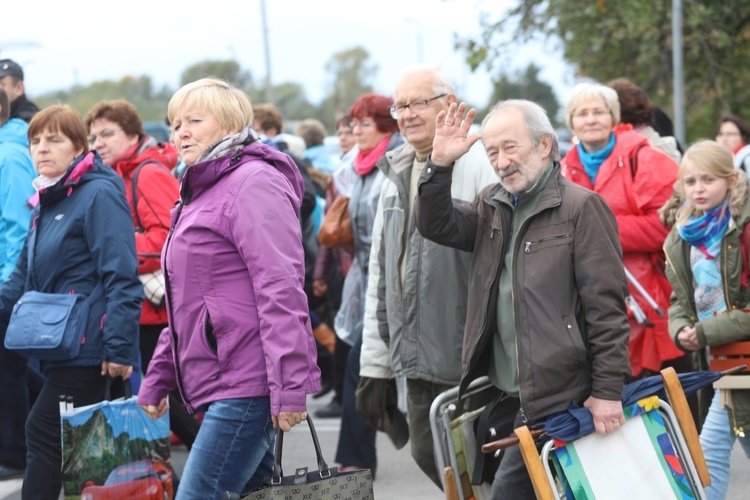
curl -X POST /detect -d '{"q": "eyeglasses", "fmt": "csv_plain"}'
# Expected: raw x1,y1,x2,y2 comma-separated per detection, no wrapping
389,94,447,119
88,128,122,146
717,131,740,137
572,109,610,120
349,121,376,129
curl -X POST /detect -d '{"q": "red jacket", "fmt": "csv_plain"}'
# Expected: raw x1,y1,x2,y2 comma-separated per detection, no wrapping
561,125,683,376
112,137,179,325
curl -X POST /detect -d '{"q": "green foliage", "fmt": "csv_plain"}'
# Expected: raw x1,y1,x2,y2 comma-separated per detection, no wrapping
456,0,750,142
35,75,172,121
179,59,252,88
483,64,561,127
29,50,379,137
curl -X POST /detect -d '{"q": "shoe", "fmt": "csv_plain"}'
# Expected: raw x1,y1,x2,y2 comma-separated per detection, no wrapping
338,465,376,480
0,464,24,481
314,401,342,418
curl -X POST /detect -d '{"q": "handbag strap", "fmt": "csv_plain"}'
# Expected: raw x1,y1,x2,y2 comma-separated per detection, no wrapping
103,374,134,401
271,415,331,485
24,212,105,302
131,159,170,233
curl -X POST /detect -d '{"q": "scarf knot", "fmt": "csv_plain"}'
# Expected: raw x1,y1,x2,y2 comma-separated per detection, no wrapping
678,201,731,259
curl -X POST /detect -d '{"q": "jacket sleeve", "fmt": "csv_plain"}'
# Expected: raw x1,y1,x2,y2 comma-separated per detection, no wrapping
85,188,143,366
229,164,318,415
695,309,750,348
667,290,696,350
415,159,480,252
136,326,178,406
0,232,30,323
133,165,180,274
0,155,34,281
360,186,395,379
573,193,632,401
617,147,677,253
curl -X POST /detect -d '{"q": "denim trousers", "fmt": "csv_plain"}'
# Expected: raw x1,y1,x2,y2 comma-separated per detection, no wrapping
177,397,276,499
700,391,750,500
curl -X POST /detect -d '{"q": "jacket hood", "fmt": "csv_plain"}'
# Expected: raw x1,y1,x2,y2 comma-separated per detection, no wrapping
0,118,29,147
659,170,749,227
182,139,304,208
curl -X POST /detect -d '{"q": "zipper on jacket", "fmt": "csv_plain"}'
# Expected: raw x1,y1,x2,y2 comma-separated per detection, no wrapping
721,238,735,309
524,233,571,253
162,199,192,411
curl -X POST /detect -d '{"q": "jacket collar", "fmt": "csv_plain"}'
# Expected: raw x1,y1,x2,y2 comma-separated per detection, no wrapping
486,161,563,211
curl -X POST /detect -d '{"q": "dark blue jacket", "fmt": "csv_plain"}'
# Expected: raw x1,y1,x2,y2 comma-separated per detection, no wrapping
0,152,143,369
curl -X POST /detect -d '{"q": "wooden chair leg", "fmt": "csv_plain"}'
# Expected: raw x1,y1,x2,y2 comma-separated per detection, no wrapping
661,366,712,487
515,425,556,500
443,466,460,500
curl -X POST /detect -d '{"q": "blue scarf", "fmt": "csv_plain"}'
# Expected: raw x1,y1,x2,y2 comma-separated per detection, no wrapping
577,134,616,185
677,201,731,259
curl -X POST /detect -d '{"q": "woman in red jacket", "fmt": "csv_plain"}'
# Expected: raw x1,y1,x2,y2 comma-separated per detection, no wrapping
560,82,684,379
84,100,200,448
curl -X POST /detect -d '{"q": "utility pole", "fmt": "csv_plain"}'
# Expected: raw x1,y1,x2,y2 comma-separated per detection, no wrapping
260,0,274,103
672,0,685,146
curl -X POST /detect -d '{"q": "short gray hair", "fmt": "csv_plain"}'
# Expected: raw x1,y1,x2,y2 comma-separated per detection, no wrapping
564,82,620,130
395,63,455,99
482,99,560,161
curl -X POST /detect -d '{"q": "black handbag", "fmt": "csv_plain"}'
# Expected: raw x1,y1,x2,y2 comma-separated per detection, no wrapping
471,394,520,485
224,415,374,500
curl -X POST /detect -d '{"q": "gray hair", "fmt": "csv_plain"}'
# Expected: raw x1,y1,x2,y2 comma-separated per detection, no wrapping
395,63,455,101
564,82,620,130
482,99,560,161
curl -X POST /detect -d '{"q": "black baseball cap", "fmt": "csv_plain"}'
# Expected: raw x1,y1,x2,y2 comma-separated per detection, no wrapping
0,60,24,80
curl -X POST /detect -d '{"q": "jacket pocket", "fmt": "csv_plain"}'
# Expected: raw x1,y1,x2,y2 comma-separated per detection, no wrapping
562,314,587,368
204,309,218,356
523,233,572,254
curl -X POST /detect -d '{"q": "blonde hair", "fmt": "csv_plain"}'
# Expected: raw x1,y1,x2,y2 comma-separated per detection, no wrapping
675,139,738,226
564,82,620,130
167,78,253,134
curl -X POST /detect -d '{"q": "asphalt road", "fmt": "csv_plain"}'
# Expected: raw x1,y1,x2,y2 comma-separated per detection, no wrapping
2,392,749,499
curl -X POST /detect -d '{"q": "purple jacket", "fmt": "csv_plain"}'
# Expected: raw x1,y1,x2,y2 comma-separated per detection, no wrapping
137,141,321,415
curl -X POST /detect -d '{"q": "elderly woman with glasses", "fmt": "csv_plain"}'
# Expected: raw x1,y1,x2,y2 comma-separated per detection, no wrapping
560,82,684,382
333,93,403,477
715,114,750,175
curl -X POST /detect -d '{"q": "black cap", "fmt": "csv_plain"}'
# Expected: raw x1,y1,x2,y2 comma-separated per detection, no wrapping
0,59,24,80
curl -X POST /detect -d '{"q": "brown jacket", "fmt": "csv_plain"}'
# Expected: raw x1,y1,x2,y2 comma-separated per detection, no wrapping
415,161,631,422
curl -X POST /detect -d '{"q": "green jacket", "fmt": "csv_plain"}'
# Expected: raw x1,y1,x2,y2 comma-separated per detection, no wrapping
661,179,750,435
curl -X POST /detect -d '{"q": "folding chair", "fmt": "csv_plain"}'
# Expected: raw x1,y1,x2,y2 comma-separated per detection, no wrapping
499,368,710,499
429,376,497,500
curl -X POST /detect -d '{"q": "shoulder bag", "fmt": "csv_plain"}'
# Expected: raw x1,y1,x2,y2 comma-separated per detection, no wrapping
4,221,103,361
224,415,374,500
318,191,355,251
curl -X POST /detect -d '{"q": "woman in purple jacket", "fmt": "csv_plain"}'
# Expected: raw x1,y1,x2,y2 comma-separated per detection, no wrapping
136,78,321,498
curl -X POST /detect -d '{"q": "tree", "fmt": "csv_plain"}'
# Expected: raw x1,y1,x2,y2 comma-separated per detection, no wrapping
456,1,750,140
483,64,560,127
180,60,252,88
35,75,172,121
318,47,377,128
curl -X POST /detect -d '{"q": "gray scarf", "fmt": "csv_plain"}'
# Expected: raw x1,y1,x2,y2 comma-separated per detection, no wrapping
196,125,261,164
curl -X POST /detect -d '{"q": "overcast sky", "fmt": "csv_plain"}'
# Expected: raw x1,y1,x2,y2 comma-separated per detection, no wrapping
2,0,576,109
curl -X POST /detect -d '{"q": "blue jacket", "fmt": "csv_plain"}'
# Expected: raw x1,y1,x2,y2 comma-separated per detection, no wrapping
0,152,143,369
0,118,36,281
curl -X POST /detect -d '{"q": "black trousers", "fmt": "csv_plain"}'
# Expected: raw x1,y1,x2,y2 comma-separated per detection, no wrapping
23,366,116,499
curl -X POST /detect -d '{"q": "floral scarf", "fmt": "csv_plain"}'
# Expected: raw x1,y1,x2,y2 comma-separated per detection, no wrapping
677,201,731,259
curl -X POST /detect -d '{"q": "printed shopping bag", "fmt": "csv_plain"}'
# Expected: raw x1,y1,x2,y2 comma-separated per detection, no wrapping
60,394,172,499
224,415,374,500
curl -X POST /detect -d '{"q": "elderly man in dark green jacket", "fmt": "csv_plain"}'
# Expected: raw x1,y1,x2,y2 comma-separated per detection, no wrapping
415,99,631,499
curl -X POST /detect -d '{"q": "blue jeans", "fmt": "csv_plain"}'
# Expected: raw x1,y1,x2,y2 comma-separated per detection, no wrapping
177,397,276,499
700,391,750,499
